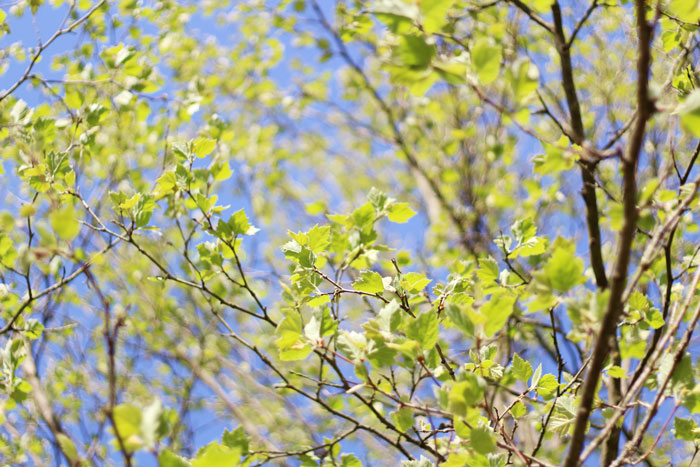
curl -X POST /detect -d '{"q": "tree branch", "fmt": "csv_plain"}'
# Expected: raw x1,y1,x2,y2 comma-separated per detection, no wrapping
0,0,106,102
23,346,82,466
551,0,608,291
563,2,654,465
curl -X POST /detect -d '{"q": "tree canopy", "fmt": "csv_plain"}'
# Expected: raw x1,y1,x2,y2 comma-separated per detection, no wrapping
1,0,700,466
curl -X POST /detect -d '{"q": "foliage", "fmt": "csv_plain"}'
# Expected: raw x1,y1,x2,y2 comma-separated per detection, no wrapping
0,0,700,466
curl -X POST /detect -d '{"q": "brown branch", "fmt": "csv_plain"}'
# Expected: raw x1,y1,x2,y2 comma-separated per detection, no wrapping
612,296,700,466
0,0,106,101
566,0,600,49
23,347,82,466
84,270,131,467
309,0,482,257
250,426,358,465
531,307,566,458
505,0,554,32
681,140,700,184
551,1,608,290
581,263,700,463
0,240,119,335
178,353,278,451
563,2,655,465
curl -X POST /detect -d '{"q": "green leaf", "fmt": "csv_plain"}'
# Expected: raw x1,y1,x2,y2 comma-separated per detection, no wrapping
544,239,585,292
549,413,575,436
341,454,363,467
281,240,315,268
368,187,389,210
337,331,368,361
513,236,547,258
387,202,417,223
374,299,403,333
154,171,177,197
307,295,330,307
49,204,81,241
471,38,501,84
391,406,414,432
470,425,496,454
159,450,192,467
401,272,432,293
512,217,536,244
535,374,559,399
530,0,553,13
606,365,627,379
512,353,533,383
546,396,577,437
352,202,376,233
447,373,485,417
307,224,330,253
481,290,516,338
10,100,30,123
533,143,576,175
275,312,312,361
211,161,233,181
353,271,385,294
406,310,439,350
454,418,470,439
671,353,694,389
113,404,142,451
510,58,540,101
476,257,500,284
510,217,546,257
370,0,418,33
222,427,249,454
628,290,649,312
228,209,258,236
419,0,455,33
674,417,700,441
531,364,542,388
192,137,216,158
133,193,156,228
385,337,421,359
646,308,665,329
192,441,240,467
19,203,36,218
668,0,700,23
22,320,43,340
304,307,338,341
443,453,471,467
510,401,527,418
397,35,435,69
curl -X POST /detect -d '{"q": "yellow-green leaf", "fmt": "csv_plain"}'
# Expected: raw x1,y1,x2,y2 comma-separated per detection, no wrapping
192,137,216,158
353,271,385,294
471,38,501,84
388,202,416,223
49,204,81,241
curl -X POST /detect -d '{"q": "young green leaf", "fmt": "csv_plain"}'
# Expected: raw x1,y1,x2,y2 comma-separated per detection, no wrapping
481,290,516,338
192,137,216,158
49,204,80,241
406,310,439,350
388,202,417,223
353,271,385,294
391,406,414,432
512,353,533,383
471,38,501,84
